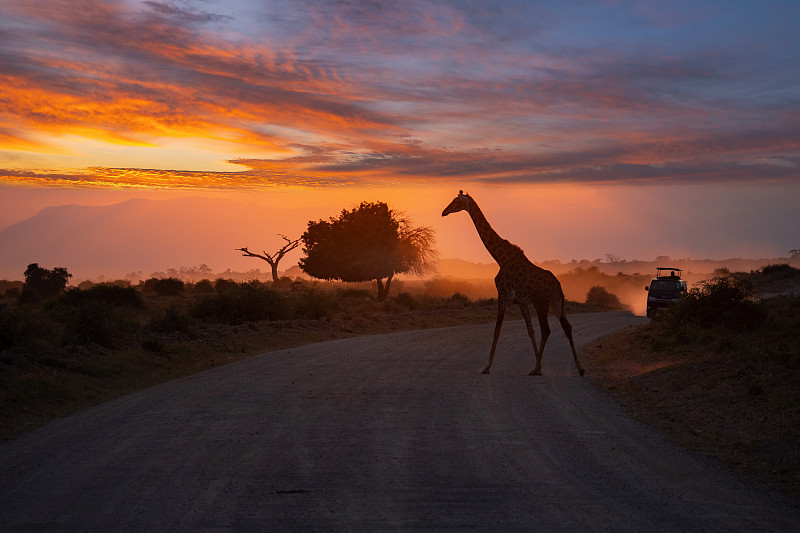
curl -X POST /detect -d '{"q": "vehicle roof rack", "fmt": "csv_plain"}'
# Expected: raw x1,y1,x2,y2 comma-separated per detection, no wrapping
656,267,683,278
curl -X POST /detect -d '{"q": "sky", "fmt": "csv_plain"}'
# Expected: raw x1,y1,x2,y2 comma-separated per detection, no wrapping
1,0,799,275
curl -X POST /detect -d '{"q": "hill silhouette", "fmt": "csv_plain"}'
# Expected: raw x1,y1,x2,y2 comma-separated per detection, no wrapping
2,199,797,290
0,197,308,280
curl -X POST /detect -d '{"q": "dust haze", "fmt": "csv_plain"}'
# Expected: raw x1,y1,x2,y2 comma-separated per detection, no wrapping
412,256,800,316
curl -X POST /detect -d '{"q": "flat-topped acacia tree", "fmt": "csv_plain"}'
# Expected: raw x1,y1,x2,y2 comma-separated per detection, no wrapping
300,201,436,302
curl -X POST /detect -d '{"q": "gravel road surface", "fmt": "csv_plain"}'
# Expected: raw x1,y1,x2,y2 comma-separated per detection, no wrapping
1,311,798,531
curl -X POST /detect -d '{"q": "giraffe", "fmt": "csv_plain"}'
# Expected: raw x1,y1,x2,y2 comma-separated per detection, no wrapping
442,191,584,376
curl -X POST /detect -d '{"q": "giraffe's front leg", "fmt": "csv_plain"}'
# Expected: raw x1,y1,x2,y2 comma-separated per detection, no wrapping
520,304,542,375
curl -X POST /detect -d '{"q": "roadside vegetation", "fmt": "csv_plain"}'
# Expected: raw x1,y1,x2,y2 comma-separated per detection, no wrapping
585,264,800,501
0,261,631,441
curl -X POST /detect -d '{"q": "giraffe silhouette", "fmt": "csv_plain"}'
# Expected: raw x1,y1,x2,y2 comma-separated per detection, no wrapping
442,191,584,376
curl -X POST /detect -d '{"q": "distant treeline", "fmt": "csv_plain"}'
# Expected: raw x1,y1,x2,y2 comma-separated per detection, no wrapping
537,256,800,278
5,255,798,287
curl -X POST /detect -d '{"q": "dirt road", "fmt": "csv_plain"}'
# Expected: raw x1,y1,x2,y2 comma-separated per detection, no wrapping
1,311,798,531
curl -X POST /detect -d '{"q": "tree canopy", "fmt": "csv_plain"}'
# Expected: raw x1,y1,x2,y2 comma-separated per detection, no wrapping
299,201,436,301
20,263,72,303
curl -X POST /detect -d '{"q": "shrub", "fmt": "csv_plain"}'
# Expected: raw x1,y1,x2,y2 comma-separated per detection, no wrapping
63,301,115,346
148,305,193,333
290,287,339,320
660,273,766,331
0,280,23,299
151,278,185,296
760,263,800,279
192,279,215,293
0,303,19,350
56,284,143,309
336,288,374,300
193,281,289,324
60,301,140,347
214,278,239,293
585,286,623,309
425,278,471,298
392,292,417,310
448,292,470,308
272,276,293,290
141,278,157,293
46,286,144,347
3,287,20,299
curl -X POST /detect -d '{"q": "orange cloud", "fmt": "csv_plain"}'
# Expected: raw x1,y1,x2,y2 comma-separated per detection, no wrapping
0,165,356,190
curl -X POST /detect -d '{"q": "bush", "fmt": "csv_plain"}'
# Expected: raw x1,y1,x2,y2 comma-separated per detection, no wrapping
0,280,23,300
60,300,140,347
448,292,470,308
150,278,185,297
290,287,339,320
0,303,19,350
335,287,374,300
148,305,193,333
192,279,215,294
585,286,623,309
63,300,116,346
660,273,766,331
760,263,800,279
3,287,20,299
56,284,143,309
272,276,293,290
392,292,417,310
214,278,239,293
33,285,145,347
193,281,289,324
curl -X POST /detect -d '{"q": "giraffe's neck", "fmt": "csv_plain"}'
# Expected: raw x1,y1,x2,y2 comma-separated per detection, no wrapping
466,201,518,265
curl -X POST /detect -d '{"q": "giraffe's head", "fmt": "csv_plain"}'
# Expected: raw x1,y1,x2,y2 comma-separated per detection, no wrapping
442,190,472,217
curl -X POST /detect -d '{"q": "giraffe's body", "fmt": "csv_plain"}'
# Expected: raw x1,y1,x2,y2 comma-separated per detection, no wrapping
442,191,584,376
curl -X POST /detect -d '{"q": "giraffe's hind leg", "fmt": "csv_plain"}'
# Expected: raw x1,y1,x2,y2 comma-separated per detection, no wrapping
520,304,542,375
559,313,585,376
529,308,551,376
483,300,506,374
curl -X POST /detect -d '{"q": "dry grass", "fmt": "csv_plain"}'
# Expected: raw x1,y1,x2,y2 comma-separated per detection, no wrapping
584,314,800,502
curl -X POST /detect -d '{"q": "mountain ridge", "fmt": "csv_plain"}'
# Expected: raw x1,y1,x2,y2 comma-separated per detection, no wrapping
1,199,797,282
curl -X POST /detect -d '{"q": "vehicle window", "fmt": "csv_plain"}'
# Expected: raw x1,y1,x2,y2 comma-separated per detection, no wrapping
651,280,681,291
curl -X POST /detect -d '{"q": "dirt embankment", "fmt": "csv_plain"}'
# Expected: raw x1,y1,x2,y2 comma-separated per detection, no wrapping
583,325,800,502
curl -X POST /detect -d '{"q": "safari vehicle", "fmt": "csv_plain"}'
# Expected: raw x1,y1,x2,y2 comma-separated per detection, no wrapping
645,267,687,318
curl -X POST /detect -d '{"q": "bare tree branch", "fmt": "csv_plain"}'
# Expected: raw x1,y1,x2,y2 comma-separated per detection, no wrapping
236,234,301,282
